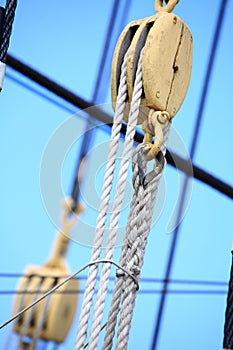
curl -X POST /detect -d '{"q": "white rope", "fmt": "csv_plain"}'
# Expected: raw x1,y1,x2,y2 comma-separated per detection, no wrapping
16,276,42,350
87,49,144,350
116,127,170,350
73,48,129,350
6,276,31,350
102,147,146,350
103,125,170,350
29,279,54,350
0,260,138,332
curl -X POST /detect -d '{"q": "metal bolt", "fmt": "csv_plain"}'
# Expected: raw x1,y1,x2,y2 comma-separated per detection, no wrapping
156,91,160,98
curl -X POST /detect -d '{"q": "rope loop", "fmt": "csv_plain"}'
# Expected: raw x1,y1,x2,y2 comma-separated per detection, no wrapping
155,0,179,13
135,143,165,189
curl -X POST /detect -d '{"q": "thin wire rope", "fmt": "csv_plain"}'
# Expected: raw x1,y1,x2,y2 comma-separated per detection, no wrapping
92,0,121,103
73,49,129,350
0,272,228,286
88,48,144,350
0,259,138,331
0,289,228,296
151,1,228,348
5,56,233,200
0,2,228,350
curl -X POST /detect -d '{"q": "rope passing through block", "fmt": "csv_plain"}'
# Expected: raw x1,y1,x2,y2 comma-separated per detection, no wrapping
111,0,192,122
103,142,167,350
13,198,83,348
111,0,192,158
75,1,192,349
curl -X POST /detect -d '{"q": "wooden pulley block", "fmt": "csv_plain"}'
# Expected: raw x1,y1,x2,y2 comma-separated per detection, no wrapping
13,199,83,345
13,265,78,344
111,17,144,111
111,0,192,124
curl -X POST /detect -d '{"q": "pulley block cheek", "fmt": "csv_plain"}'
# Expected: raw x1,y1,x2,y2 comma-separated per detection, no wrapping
111,11,192,124
126,15,162,106
111,17,143,111
142,13,192,118
13,199,81,344
13,266,79,343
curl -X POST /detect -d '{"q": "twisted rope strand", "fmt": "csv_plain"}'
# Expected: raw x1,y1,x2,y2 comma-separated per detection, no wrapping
103,125,170,349
116,159,163,349
103,149,146,350
0,0,17,62
223,252,233,349
74,50,129,350
88,49,144,350
115,127,170,349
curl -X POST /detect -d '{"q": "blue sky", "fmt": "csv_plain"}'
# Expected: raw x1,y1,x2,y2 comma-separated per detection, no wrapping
0,0,233,349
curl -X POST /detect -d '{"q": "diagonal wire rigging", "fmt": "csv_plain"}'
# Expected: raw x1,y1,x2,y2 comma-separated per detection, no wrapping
5,71,77,115
0,272,228,286
3,6,132,342
0,259,139,331
0,289,227,296
1,2,230,350
4,55,233,199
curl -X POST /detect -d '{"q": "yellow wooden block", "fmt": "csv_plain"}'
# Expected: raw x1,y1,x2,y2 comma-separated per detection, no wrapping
13,264,79,343
111,17,144,112
13,198,82,345
141,13,192,118
111,12,192,124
